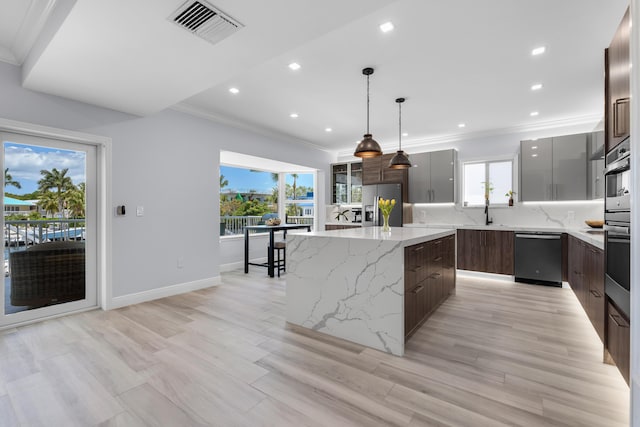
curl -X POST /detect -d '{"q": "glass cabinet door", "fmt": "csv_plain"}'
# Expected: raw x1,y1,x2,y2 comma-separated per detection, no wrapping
350,162,362,203
332,163,348,204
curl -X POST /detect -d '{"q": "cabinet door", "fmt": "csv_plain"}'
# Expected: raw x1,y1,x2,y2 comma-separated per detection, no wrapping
607,301,630,385
381,153,408,184
332,163,348,204
427,239,444,310
408,152,431,203
483,231,514,275
520,138,553,201
456,229,483,272
552,134,587,201
350,162,363,203
404,287,418,337
430,150,456,203
587,246,605,342
442,235,456,295
607,8,630,152
588,132,605,200
362,156,382,185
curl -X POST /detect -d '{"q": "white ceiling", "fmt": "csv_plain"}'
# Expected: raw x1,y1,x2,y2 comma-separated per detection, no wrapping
0,0,630,155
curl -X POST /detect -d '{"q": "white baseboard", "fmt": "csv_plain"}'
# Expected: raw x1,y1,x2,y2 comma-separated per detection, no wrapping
108,276,221,309
219,257,267,273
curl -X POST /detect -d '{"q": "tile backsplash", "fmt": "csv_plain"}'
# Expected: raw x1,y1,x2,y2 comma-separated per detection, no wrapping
412,202,603,229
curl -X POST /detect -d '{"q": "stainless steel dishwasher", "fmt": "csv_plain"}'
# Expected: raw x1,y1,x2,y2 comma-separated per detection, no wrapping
514,232,563,286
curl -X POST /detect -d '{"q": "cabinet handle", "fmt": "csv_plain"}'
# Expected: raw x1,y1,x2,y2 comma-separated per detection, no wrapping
430,272,441,278
413,246,424,252
413,285,424,294
434,256,443,262
434,241,442,245
589,290,601,297
609,313,629,328
414,265,424,271
431,189,435,202
613,98,630,137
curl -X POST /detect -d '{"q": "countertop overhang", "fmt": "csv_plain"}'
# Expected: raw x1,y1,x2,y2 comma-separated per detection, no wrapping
290,226,455,247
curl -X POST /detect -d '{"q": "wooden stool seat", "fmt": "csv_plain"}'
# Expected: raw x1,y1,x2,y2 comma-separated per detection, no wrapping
273,241,286,277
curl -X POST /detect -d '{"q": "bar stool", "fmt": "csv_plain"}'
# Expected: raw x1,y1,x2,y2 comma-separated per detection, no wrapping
273,241,286,277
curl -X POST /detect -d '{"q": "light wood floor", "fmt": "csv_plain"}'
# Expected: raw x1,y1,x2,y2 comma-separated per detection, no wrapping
0,271,630,426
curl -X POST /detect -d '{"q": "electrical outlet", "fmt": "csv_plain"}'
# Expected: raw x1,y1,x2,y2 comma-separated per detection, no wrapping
136,206,144,217
177,256,184,269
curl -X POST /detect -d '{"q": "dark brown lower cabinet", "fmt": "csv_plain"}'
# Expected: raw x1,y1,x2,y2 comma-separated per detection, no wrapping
607,301,630,385
325,224,362,230
405,235,455,340
456,229,514,275
568,236,605,342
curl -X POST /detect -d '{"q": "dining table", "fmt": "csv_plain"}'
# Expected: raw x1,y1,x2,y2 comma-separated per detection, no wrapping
244,223,312,277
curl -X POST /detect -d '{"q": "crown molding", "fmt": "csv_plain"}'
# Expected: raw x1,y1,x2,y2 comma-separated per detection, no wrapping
335,113,603,158
171,102,333,155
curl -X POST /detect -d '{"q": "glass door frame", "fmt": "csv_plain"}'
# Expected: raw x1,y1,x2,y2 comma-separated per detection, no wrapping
0,118,111,327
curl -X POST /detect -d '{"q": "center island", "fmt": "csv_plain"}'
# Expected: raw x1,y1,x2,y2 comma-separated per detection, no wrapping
286,226,456,356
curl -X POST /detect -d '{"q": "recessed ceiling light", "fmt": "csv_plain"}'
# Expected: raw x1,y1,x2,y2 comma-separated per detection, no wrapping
402,132,408,137
530,111,539,117
290,113,299,118
531,83,543,91
288,62,301,71
325,127,332,132
532,153,538,157
531,46,546,56
229,87,239,94
379,21,394,33
532,146,538,150
458,123,466,128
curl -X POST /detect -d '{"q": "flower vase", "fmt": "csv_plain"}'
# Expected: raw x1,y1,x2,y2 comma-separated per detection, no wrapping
508,197,514,207
382,213,390,232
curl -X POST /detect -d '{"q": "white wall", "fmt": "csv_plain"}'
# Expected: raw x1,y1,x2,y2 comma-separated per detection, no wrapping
0,61,332,301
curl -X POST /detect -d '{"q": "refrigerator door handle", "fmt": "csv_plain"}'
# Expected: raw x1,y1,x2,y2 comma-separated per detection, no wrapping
374,196,379,224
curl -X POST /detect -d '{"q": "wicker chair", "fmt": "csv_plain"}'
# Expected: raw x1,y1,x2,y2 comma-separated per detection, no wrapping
9,240,85,307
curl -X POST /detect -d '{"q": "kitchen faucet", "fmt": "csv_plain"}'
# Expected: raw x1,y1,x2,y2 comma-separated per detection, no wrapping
484,203,493,226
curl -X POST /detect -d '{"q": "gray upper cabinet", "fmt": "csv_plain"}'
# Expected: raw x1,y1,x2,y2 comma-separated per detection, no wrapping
520,138,553,201
520,133,588,201
409,149,456,203
588,131,605,199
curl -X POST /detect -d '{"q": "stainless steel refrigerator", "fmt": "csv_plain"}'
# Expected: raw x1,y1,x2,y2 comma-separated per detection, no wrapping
362,183,403,227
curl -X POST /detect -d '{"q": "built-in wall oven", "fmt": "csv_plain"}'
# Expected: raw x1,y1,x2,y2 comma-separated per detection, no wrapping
604,137,631,318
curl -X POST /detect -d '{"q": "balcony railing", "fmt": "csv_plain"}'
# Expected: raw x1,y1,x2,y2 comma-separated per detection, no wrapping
220,215,314,236
4,219,86,248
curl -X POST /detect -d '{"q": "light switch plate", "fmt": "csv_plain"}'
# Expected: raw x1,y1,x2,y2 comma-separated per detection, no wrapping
136,206,144,217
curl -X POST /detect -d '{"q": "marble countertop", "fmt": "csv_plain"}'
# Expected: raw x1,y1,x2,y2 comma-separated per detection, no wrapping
404,223,603,250
290,226,455,247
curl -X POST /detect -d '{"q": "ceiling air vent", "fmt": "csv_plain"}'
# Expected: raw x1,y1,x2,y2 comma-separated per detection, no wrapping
170,1,244,46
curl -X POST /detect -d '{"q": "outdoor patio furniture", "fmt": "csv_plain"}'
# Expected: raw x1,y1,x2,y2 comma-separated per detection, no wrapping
9,240,85,307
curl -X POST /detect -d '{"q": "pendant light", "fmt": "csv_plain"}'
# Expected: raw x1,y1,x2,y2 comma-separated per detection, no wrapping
388,97,411,169
354,67,383,158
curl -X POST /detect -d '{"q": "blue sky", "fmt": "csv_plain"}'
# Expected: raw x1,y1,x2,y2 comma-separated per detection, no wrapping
220,165,313,194
4,142,86,195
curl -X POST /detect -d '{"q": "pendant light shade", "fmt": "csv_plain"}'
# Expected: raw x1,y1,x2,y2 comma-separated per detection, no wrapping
354,68,382,158
389,97,411,169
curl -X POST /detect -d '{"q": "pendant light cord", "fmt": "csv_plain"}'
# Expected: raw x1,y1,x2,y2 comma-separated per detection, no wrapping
366,74,370,134
398,101,402,151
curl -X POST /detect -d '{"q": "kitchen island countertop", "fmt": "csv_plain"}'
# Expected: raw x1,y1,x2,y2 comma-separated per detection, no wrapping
286,226,455,356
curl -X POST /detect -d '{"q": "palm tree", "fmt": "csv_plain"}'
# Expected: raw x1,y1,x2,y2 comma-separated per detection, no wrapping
220,174,228,189
291,173,298,201
65,183,86,218
4,168,21,189
38,191,59,218
38,168,74,217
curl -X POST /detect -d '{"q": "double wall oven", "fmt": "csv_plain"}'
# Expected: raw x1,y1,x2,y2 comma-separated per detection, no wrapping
604,138,631,318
